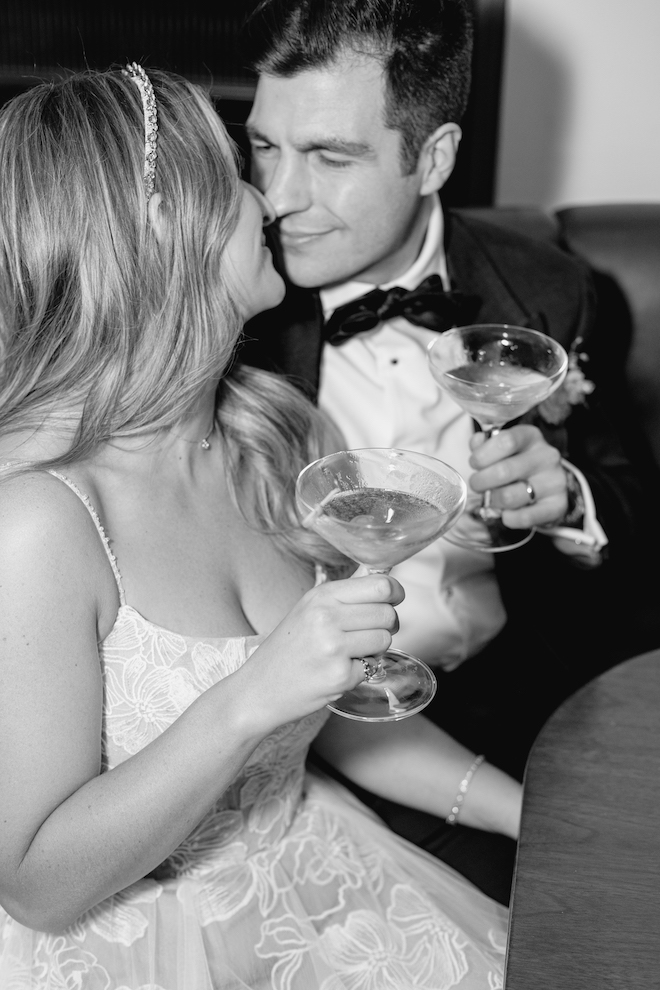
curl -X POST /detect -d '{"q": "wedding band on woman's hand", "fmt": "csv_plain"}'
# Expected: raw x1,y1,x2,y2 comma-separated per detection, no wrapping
524,481,537,504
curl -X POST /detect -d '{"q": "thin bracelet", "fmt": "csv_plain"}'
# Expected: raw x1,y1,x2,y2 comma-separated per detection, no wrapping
445,754,486,826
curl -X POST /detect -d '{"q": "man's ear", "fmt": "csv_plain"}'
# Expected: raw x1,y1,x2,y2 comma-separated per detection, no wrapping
147,192,167,243
418,123,462,195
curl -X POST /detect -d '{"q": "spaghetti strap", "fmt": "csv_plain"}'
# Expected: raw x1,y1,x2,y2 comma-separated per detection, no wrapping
45,469,127,605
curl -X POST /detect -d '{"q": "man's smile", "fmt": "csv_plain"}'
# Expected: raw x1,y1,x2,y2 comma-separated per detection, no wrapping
278,227,335,246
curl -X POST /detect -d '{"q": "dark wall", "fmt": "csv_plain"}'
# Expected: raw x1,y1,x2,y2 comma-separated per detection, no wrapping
0,2,253,88
0,0,505,208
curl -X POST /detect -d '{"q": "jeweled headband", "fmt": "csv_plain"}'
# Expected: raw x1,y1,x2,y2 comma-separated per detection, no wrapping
122,62,158,199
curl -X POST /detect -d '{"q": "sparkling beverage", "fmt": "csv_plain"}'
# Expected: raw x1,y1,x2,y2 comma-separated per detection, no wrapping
442,363,553,428
315,488,447,569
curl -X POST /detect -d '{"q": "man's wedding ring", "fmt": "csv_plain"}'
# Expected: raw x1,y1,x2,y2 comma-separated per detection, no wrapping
524,481,537,504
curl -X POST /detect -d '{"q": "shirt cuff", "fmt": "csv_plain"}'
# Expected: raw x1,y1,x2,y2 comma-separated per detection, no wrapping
538,459,608,555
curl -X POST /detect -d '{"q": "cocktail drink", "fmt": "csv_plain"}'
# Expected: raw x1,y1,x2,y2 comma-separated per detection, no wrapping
296,448,467,721
314,488,451,569
442,365,558,428
427,324,568,551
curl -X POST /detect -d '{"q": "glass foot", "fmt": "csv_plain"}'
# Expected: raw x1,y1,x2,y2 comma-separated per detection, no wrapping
327,649,437,722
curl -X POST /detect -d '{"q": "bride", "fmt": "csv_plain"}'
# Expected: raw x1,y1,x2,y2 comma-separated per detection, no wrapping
0,66,519,988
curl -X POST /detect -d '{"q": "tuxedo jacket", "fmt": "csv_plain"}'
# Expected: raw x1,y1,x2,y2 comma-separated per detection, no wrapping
241,209,658,673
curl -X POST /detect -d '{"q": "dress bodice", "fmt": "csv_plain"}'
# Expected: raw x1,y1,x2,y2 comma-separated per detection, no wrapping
101,602,328,876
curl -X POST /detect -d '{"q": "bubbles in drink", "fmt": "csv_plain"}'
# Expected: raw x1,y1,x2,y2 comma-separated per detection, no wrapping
316,488,448,568
442,363,553,428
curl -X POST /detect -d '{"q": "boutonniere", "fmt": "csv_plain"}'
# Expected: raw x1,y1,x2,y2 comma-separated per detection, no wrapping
537,345,595,425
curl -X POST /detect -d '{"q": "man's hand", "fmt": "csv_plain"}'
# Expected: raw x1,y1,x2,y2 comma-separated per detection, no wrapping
468,425,569,530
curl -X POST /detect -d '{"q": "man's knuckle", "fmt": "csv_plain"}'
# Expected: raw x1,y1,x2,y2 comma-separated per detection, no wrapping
500,430,517,454
493,462,511,486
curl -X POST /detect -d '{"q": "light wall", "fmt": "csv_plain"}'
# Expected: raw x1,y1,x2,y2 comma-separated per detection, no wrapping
496,0,660,210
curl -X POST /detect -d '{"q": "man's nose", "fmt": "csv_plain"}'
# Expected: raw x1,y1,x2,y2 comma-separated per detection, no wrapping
243,182,277,226
258,154,312,218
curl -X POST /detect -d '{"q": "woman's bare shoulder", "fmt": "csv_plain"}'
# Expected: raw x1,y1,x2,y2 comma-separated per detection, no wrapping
0,468,117,607
0,468,92,540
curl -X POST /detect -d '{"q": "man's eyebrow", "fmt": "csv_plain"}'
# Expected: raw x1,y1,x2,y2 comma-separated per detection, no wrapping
245,124,375,159
245,123,270,143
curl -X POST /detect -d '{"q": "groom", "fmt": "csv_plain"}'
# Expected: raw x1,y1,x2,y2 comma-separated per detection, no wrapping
239,0,650,900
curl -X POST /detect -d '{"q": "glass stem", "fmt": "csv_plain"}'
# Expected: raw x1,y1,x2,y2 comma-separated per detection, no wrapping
479,426,502,520
362,566,392,682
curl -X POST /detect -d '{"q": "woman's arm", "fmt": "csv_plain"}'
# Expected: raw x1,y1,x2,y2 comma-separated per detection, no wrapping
0,478,271,931
0,476,401,932
312,713,522,840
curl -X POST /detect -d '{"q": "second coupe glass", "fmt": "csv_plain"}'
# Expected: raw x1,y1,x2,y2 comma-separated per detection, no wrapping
427,324,568,552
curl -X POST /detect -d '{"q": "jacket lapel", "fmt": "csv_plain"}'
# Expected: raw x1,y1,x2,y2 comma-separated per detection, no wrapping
445,210,545,332
275,285,324,400
240,282,324,400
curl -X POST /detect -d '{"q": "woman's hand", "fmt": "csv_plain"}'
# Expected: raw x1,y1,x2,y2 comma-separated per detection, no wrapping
235,574,404,732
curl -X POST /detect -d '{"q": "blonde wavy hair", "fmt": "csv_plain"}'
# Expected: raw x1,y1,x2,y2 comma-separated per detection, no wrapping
0,68,348,575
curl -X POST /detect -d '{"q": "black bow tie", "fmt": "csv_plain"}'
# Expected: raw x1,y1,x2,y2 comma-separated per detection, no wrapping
322,274,481,345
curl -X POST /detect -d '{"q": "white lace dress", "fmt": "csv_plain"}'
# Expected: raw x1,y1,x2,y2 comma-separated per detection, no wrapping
0,473,508,989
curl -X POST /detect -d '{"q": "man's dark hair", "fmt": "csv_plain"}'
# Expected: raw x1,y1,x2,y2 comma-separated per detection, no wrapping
242,0,473,174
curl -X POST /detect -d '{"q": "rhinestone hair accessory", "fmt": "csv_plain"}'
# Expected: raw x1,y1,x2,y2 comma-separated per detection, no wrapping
122,62,158,199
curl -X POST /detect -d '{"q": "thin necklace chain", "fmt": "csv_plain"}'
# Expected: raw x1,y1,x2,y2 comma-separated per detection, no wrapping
168,419,216,451
0,418,217,459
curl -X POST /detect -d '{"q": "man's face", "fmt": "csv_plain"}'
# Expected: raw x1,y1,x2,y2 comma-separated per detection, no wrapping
246,54,432,290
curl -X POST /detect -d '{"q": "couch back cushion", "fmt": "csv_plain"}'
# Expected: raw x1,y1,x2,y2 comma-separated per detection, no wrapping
557,204,660,470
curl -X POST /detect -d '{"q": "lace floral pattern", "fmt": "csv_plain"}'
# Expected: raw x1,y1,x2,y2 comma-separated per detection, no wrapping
0,605,507,989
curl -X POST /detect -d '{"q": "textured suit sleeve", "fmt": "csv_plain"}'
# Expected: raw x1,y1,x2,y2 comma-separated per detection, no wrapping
530,255,653,558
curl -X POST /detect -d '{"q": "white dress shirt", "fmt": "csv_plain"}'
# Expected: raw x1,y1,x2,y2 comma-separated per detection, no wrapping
318,195,606,669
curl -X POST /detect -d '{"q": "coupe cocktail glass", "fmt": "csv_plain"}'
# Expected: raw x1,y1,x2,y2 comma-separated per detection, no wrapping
296,447,467,721
427,324,568,552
